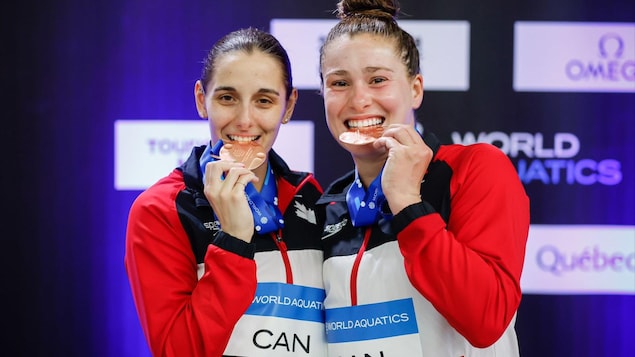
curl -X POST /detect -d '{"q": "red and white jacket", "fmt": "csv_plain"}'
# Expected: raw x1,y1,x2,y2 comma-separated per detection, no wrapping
125,146,326,357
317,132,530,356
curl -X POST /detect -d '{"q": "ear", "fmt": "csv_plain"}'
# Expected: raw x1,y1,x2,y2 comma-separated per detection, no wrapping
282,88,298,124
411,74,424,110
194,80,208,118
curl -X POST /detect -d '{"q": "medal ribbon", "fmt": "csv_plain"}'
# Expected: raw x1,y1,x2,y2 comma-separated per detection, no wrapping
200,142,284,234
345,168,392,227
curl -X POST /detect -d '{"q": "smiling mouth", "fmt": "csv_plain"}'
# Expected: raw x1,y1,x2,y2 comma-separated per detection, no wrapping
346,117,384,131
227,135,260,143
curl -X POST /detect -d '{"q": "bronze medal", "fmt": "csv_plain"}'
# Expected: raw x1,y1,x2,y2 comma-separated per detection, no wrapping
219,142,266,170
339,126,384,145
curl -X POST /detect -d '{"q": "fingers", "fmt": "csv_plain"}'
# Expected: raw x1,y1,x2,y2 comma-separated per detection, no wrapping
204,161,258,191
373,125,418,154
372,124,431,211
378,124,422,146
202,161,258,242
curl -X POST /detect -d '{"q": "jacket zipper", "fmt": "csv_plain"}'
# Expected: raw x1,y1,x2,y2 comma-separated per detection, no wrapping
350,228,372,306
271,229,293,284
271,173,320,285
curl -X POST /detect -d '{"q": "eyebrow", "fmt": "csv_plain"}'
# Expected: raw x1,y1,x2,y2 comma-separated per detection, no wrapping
213,86,280,96
364,66,394,74
324,67,394,77
324,69,348,77
257,88,280,96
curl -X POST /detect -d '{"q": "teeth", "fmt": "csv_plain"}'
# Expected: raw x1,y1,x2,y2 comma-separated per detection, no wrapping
228,135,258,143
347,118,383,129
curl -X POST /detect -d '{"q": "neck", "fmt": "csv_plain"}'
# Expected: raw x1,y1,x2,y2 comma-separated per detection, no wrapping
353,156,386,188
251,160,269,192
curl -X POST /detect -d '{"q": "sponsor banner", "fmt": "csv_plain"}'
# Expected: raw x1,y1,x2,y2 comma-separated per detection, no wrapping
513,21,635,92
450,131,625,186
521,225,635,295
114,120,314,190
270,19,470,91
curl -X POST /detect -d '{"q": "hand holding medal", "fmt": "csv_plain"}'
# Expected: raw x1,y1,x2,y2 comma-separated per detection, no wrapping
205,140,284,235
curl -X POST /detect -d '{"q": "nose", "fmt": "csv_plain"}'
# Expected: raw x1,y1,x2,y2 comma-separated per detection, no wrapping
235,104,253,128
350,82,371,112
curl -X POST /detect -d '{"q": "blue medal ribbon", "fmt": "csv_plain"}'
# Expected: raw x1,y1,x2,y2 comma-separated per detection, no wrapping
346,168,392,227
200,142,284,234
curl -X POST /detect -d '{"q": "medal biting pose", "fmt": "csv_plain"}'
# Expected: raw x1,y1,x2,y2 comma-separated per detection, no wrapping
316,1,530,356
125,28,327,357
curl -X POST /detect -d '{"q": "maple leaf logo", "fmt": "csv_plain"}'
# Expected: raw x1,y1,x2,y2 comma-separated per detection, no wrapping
294,201,317,224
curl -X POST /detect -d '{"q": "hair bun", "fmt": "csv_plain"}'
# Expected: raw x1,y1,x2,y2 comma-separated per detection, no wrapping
337,0,399,20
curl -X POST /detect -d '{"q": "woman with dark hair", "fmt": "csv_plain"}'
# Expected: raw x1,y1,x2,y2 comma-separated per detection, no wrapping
125,28,327,356
317,1,530,355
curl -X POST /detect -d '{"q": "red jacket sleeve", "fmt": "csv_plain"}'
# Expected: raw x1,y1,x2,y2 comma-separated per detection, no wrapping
124,177,257,357
397,144,529,348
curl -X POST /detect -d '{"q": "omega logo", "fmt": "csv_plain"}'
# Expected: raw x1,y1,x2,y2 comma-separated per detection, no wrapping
565,32,635,82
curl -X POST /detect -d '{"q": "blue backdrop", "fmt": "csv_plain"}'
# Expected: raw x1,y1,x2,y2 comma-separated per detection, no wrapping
2,0,633,356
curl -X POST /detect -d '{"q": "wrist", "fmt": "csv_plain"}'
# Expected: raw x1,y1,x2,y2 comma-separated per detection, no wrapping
387,193,422,214
213,231,256,259
392,201,436,232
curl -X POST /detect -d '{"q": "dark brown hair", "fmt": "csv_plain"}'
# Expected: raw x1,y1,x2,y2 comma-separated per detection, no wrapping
200,27,293,99
319,0,420,80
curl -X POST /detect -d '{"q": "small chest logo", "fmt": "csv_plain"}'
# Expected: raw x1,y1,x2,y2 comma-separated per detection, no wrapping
203,220,220,231
294,201,317,224
322,219,348,240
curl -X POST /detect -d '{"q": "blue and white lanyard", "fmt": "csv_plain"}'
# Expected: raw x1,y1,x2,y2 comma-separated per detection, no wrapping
200,142,284,234
345,168,392,227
